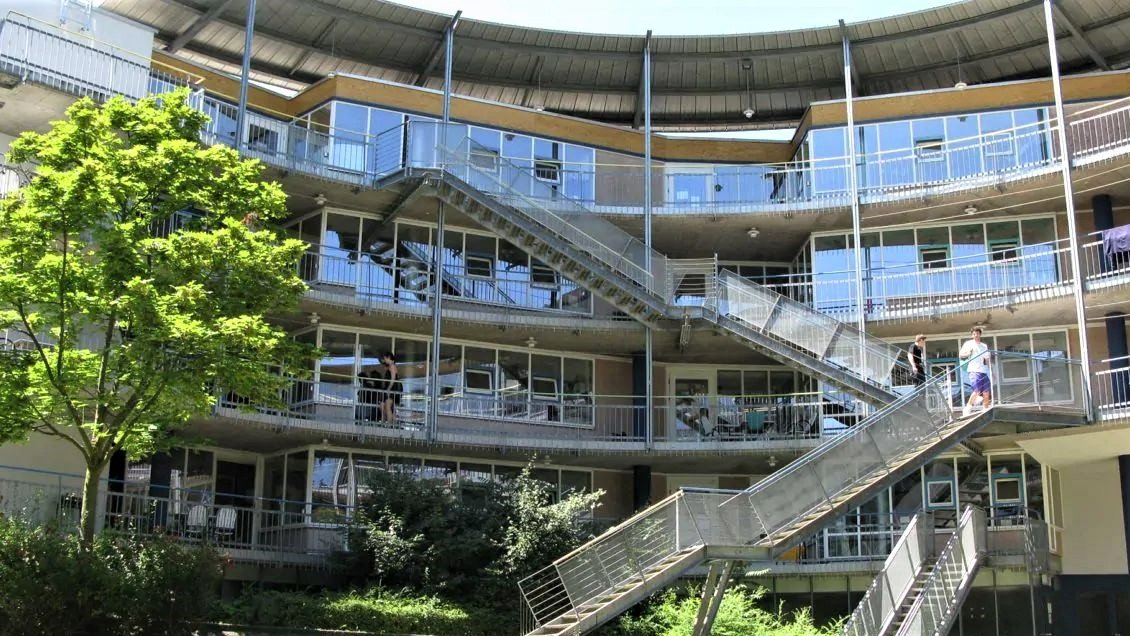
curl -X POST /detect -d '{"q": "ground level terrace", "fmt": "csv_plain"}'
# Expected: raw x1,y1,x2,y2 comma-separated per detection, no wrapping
0,442,1067,573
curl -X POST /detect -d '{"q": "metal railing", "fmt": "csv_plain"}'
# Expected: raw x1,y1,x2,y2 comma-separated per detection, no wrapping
0,12,199,102
739,350,1084,542
841,511,933,636
1068,96,1130,165
218,381,837,446
424,122,669,298
794,237,1074,323
1081,232,1130,291
712,269,905,388
896,506,986,636
1093,354,1130,420
0,472,349,564
300,247,599,316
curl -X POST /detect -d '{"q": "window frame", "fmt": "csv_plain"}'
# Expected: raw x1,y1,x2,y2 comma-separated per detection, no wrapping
465,254,494,279
919,247,950,270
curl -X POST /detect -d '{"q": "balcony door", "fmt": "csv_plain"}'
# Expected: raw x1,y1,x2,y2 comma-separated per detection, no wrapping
669,369,716,437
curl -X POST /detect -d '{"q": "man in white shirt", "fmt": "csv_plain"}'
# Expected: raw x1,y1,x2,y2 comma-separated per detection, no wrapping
960,327,991,417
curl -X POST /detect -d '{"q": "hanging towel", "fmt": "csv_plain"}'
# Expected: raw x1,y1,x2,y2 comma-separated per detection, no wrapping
1103,224,1130,256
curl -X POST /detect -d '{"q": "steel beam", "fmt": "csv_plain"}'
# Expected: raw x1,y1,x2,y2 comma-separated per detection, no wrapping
415,10,462,86
1051,2,1110,70
838,20,862,96
692,561,736,636
165,0,236,53
632,31,653,129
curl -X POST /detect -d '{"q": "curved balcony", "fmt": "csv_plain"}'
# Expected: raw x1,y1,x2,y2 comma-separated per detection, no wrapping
297,247,638,330
214,383,854,454
196,96,1130,221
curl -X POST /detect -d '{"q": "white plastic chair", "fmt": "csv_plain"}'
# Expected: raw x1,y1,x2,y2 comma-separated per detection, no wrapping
185,504,207,538
214,506,237,541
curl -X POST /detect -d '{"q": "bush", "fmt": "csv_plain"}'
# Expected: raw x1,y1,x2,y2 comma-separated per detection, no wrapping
603,585,837,636
217,588,503,636
343,464,603,604
0,518,222,635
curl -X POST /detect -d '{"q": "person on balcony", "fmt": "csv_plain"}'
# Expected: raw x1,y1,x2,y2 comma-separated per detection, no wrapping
358,367,384,423
380,352,402,424
960,327,992,417
907,334,927,386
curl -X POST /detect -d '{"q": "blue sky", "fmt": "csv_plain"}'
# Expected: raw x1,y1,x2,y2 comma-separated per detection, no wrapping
399,0,960,35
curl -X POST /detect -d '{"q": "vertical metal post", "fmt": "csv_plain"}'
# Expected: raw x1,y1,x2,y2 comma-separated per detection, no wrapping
1043,0,1093,411
442,16,457,124
429,15,457,440
841,20,869,410
235,0,256,150
428,202,445,441
643,31,654,449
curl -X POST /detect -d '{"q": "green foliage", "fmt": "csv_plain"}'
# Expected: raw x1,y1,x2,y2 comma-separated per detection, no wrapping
0,518,222,635
345,463,603,602
216,588,502,636
603,585,837,636
0,89,310,541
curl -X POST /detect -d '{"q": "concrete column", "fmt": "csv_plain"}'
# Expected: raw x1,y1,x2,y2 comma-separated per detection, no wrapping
632,352,647,439
148,451,173,527
1094,195,1114,273
632,464,652,510
1107,312,1129,405
1121,455,1130,574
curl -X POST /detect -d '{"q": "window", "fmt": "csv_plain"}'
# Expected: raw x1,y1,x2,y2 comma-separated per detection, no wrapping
531,377,558,399
247,123,280,152
913,137,944,162
920,248,949,270
465,368,493,393
470,148,500,171
534,160,561,182
531,262,558,288
984,130,1014,157
466,255,493,278
924,477,956,510
990,241,1019,263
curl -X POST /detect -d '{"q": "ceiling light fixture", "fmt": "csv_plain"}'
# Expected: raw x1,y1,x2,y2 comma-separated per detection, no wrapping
308,312,321,325
314,193,327,206
964,204,978,215
741,58,755,119
767,455,778,468
526,336,538,348
747,227,760,239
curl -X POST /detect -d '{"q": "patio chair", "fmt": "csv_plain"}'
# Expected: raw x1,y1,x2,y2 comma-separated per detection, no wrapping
214,506,238,542
184,504,207,539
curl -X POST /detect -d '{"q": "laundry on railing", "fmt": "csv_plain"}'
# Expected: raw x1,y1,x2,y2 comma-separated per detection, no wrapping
1102,223,1130,256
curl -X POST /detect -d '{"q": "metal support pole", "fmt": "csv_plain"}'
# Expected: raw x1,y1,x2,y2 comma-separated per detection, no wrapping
841,20,869,410
428,202,445,441
1043,0,1093,412
442,16,458,124
234,0,256,150
643,31,654,449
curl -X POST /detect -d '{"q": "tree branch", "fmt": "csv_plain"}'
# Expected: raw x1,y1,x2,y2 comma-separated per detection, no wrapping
94,309,118,427
13,299,89,443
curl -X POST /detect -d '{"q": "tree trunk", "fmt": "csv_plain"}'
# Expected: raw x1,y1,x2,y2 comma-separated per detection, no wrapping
79,464,102,547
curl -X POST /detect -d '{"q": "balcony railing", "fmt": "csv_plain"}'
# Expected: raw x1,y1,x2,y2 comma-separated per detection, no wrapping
1093,355,1130,420
300,247,600,317
1068,96,1130,166
0,470,348,567
216,383,861,448
1081,233,1130,292
0,12,200,103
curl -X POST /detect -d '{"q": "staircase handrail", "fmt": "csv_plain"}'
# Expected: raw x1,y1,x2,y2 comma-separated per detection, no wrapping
895,505,986,636
841,510,933,636
714,268,907,381
425,122,668,298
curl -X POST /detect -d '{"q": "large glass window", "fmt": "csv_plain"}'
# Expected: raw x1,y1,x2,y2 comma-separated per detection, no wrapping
311,451,349,522
810,128,848,194
877,121,913,187
332,102,368,173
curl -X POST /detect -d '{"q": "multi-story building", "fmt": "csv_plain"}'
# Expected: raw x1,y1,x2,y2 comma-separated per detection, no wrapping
1,0,1129,634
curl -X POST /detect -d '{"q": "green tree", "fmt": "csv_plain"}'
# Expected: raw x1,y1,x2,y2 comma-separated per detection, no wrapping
0,90,309,544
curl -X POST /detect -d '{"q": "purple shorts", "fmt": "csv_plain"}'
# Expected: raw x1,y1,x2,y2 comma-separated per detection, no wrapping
970,372,991,394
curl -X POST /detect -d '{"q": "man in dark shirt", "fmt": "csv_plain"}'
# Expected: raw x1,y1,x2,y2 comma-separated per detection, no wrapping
907,334,927,386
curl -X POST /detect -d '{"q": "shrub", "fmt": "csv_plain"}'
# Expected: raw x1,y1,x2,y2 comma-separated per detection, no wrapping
603,585,837,636
0,518,222,635
217,588,503,636
344,463,603,604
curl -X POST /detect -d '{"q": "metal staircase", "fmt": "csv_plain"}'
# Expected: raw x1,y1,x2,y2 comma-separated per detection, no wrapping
517,368,1006,636
892,507,986,636
425,126,902,404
